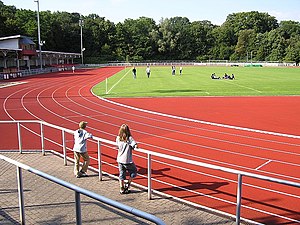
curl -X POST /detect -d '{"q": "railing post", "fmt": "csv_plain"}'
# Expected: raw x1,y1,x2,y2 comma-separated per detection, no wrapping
17,166,25,225
17,122,22,153
40,122,45,156
75,191,82,225
147,153,152,200
236,174,243,225
62,130,67,166
97,140,102,181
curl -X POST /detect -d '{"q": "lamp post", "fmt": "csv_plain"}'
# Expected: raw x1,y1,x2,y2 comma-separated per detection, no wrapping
34,0,43,69
79,18,84,64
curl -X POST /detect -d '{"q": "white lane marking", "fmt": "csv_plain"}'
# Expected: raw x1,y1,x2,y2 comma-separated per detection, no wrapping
255,160,272,170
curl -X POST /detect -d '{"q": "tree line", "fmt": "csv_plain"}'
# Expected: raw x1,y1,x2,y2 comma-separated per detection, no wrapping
1,1,300,64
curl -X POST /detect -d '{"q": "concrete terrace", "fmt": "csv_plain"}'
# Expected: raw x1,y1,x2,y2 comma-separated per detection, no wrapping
0,152,248,225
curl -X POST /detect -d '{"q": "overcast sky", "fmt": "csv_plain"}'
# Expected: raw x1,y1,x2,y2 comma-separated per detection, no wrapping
3,0,300,25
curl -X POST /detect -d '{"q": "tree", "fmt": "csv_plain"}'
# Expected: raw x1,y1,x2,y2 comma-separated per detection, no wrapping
0,1,20,36
115,17,158,61
285,36,300,64
235,29,256,60
189,20,216,60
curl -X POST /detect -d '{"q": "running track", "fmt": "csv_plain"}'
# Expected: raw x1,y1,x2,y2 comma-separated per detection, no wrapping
1,67,299,224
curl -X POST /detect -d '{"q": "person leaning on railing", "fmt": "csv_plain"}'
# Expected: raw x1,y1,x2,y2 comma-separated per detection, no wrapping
72,121,93,178
116,124,138,194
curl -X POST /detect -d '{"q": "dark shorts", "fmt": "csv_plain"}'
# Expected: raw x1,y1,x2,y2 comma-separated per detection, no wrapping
118,162,137,180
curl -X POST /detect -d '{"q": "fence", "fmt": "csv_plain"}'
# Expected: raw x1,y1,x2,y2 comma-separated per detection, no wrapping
0,154,165,225
1,120,300,224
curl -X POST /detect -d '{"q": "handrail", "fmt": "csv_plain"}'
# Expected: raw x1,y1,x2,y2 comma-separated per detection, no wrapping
41,120,300,186
0,154,165,225
1,120,300,224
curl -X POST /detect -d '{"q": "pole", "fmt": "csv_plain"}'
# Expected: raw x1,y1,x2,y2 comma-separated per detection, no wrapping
106,78,108,94
236,174,243,225
17,166,25,225
79,18,84,65
35,0,42,70
147,153,152,200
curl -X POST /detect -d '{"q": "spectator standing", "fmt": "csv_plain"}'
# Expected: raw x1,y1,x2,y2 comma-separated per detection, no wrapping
172,66,176,75
116,124,138,194
132,67,137,79
73,121,93,178
146,66,151,78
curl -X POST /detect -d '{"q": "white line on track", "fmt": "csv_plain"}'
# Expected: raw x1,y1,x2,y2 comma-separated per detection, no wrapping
255,160,272,170
0,81,27,88
99,96,300,139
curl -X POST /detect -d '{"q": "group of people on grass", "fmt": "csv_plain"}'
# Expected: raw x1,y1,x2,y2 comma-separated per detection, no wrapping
73,121,138,195
132,65,183,79
211,72,235,80
132,66,151,78
171,65,183,76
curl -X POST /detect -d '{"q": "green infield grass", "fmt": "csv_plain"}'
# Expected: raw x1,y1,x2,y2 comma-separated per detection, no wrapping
92,66,300,97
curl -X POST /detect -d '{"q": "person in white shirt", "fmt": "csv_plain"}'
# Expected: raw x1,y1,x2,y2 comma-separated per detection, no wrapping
146,66,151,78
116,124,138,194
73,121,93,178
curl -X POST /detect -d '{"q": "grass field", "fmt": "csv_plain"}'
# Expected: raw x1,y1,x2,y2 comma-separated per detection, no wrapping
92,66,300,97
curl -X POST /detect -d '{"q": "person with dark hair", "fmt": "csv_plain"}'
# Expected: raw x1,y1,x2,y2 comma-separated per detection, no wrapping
116,124,138,194
211,73,220,79
132,67,137,79
172,65,176,75
73,121,93,178
146,66,151,78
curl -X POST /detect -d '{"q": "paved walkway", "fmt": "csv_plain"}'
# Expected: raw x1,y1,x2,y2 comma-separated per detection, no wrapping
0,152,247,225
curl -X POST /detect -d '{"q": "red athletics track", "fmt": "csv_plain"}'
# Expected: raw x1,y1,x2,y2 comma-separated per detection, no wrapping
0,67,299,224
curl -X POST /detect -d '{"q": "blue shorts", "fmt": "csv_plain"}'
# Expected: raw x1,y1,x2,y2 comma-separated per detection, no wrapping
118,162,137,180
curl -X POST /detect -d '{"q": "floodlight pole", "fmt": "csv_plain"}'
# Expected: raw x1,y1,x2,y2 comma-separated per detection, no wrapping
35,0,43,69
79,18,84,65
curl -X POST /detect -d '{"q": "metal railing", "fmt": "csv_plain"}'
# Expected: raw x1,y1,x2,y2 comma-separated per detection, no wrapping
0,154,165,225
1,120,300,224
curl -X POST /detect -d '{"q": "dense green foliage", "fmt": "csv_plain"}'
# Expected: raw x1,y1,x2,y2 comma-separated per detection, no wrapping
1,1,300,63
93,66,300,97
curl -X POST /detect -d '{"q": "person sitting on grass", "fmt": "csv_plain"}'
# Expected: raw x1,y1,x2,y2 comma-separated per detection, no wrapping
116,124,138,194
223,73,229,79
211,73,220,79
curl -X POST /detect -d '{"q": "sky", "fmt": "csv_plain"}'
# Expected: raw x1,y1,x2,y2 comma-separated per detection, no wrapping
3,0,300,25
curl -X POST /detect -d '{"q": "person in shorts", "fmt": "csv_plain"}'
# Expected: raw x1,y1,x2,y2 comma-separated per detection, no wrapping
116,124,138,194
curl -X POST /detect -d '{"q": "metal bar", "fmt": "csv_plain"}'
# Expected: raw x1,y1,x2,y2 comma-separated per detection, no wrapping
0,155,165,225
147,153,152,200
40,122,45,155
75,191,82,225
97,140,102,181
236,174,243,225
17,166,25,225
17,122,22,153
62,130,67,166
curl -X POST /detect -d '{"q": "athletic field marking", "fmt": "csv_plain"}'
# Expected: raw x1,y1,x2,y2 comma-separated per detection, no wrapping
225,80,262,93
106,69,131,94
255,160,272,170
0,81,27,88
99,97,300,139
